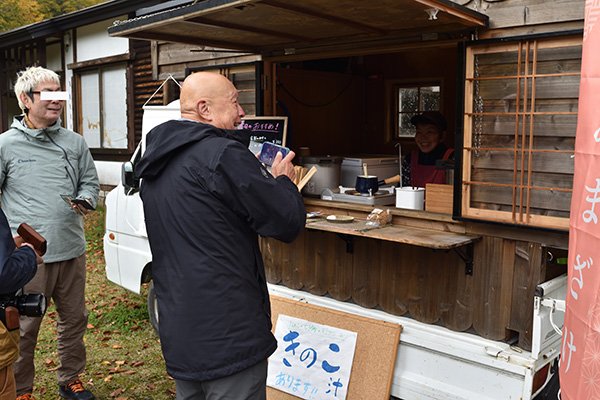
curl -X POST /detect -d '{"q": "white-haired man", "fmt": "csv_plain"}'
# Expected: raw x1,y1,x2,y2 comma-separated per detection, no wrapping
0,66,99,400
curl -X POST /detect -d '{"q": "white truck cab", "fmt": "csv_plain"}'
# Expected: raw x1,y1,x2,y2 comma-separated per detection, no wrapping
103,101,565,399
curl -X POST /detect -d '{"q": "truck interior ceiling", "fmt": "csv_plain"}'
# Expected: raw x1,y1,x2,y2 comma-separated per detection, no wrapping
274,45,459,158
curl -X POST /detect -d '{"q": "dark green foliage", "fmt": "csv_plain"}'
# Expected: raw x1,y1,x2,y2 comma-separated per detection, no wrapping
0,0,107,32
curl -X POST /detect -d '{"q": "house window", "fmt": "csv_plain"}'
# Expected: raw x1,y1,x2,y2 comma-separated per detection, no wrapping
461,35,581,230
75,63,128,149
392,83,441,137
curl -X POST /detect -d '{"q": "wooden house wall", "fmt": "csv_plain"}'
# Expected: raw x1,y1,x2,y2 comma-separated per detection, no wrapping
0,41,48,132
130,39,164,150
153,41,260,80
452,0,584,37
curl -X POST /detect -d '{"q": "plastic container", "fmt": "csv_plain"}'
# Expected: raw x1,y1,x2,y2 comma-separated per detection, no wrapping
395,187,425,210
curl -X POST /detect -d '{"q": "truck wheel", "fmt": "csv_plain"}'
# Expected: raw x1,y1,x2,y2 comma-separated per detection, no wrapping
147,281,160,335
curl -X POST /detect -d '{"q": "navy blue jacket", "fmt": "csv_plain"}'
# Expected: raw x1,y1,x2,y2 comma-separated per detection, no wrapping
136,120,305,381
0,209,37,294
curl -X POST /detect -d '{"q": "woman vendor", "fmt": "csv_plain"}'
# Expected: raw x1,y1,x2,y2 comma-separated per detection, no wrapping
402,111,454,188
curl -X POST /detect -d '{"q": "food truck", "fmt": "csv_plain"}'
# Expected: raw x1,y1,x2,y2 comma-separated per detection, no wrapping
103,0,583,398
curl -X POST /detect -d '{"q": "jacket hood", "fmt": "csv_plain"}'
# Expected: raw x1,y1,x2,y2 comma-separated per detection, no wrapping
11,115,63,140
136,119,249,180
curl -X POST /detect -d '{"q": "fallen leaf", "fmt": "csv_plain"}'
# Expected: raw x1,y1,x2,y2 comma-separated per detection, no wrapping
110,388,124,397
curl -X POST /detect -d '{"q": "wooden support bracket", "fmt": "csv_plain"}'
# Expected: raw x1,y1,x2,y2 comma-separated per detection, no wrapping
336,233,354,254
452,244,474,275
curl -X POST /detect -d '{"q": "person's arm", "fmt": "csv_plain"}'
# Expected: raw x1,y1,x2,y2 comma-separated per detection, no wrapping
0,211,37,294
0,141,7,190
75,139,100,209
209,141,305,243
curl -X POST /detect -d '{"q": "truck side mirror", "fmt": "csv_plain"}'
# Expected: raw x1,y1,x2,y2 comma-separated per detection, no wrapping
122,161,139,195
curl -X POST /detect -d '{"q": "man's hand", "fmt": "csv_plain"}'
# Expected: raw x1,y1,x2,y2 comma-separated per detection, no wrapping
73,204,92,215
271,150,296,181
15,239,44,264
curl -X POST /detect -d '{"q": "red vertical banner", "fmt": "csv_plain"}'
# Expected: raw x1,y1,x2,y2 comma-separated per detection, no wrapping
560,1,600,398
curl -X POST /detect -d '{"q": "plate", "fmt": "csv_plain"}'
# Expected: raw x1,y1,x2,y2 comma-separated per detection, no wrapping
306,211,322,219
326,215,355,223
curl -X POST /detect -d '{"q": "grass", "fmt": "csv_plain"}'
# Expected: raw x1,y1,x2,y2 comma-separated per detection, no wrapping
31,206,176,399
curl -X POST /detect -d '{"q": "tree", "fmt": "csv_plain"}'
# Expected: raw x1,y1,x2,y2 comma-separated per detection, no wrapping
0,0,44,32
38,0,108,16
0,0,108,32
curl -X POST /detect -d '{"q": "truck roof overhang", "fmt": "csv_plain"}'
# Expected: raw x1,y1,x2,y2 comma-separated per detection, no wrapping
108,0,488,58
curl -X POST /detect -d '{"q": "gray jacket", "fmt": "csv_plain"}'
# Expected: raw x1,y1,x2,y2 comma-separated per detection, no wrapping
0,116,99,263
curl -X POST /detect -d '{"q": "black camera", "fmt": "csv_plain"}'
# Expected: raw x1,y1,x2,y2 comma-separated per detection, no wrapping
0,292,47,326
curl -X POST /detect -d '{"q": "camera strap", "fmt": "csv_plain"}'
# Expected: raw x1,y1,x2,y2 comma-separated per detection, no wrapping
0,306,20,331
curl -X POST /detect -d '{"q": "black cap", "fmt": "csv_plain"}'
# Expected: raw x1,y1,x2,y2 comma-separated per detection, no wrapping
410,111,447,132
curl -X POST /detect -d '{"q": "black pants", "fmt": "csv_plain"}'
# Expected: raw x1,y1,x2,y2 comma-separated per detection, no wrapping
175,360,268,400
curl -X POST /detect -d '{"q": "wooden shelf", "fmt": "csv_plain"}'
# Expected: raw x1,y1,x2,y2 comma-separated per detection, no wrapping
305,218,479,250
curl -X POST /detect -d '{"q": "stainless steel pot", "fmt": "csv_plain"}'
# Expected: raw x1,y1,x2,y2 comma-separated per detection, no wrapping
300,155,342,196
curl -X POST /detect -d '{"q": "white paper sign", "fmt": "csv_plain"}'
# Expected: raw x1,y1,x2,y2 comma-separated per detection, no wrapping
267,315,357,400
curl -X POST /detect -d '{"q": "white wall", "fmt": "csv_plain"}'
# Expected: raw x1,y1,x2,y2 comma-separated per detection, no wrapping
76,18,129,62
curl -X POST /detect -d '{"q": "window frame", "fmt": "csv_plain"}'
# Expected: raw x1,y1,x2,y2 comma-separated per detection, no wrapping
70,53,134,155
458,33,582,231
385,78,444,141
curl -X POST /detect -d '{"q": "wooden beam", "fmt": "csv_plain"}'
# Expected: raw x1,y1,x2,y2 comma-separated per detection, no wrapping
121,29,261,53
68,53,132,70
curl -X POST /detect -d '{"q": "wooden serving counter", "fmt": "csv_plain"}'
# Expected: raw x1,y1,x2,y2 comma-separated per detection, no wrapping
260,198,568,350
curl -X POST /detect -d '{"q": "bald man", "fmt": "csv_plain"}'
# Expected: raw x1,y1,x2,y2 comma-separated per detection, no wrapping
135,72,306,400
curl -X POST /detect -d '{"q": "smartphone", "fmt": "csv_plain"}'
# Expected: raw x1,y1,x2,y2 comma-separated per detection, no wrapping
258,142,290,166
60,194,95,212
72,198,95,210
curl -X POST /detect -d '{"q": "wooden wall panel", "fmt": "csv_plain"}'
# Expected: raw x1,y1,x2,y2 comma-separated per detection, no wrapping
460,0,584,30
261,237,282,285
326,235,353,302
440,250,473,332
262,228,548,344
352,238,381,309
281,230,305,290
472,237,515,341
407,247,444,324
509,241,544,351
304,230,334,296
378,242,409,316
131,39,163,152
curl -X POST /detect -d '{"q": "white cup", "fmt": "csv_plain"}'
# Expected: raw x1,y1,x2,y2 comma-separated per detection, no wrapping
395,187,425,210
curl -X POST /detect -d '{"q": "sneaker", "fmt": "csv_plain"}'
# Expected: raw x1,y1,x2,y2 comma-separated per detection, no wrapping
16,394,35,400
58,379,96,400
